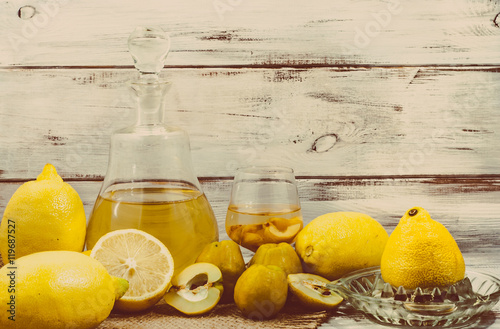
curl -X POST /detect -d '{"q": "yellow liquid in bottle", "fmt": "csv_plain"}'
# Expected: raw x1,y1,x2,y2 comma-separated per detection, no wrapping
86,183,219,275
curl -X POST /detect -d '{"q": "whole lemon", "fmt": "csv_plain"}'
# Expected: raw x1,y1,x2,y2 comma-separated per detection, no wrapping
295,212,388,280
0,251,128,329
381,207,465,289
0,164,86,259
234,264,288,320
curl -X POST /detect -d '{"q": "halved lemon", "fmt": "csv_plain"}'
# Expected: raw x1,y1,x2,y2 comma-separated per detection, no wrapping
90,229,175,312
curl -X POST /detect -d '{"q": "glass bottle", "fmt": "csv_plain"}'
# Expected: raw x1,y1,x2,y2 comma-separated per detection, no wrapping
86,26,219,274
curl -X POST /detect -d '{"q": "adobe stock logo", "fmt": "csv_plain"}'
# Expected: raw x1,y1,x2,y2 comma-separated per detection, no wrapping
213,0,244,21
341,0,403,54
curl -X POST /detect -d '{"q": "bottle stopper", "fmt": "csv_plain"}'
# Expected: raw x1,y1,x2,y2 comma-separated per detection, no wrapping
128,26,170,80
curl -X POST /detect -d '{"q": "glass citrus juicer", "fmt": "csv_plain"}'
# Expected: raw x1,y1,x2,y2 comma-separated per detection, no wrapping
86,26,219,274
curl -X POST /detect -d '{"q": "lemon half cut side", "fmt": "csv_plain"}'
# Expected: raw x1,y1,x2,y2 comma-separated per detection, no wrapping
90,229,175,312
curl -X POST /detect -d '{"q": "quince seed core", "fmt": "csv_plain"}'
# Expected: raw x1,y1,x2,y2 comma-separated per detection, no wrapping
302,279,332,297
175,273,212,302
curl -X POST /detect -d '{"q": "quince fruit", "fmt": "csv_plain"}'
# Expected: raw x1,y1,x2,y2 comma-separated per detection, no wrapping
249,242,303,276
227,217,303,252
287,273,343,310
239,224,264,252
263,217,302,244
227,225,243,242
164,262,223,315
196,240,246,303
227,223,265,252
234,264,288,320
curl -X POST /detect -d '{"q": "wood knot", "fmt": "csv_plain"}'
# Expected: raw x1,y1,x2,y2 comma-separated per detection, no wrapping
308,133,338,153
18,5,36,20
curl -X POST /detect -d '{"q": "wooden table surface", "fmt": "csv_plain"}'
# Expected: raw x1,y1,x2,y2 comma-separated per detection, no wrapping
1,0,499,327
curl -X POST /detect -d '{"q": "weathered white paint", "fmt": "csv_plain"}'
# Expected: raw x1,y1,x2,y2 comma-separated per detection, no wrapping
1,67,499,179
0,0,499,66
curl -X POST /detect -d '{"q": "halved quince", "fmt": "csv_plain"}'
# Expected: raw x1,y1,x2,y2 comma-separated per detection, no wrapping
263,217,302,243
226,225,243,243
287,273,343,310
239,224,265,251
164,262,223,315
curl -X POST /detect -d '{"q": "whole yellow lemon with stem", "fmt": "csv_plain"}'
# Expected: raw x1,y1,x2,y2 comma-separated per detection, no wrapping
0,164,87,260
380,207,465,289
0,251,128,329
295,212,389,281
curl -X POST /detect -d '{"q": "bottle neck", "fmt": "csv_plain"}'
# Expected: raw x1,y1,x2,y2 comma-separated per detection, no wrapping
131,79,171,126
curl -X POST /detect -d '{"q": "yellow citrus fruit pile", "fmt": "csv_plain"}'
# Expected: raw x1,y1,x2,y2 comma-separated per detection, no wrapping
0,163,470,323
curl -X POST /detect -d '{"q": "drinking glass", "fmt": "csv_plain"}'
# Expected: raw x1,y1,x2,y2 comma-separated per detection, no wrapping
225,166,303,252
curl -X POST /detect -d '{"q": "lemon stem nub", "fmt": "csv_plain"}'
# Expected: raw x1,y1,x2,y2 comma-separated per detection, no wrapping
113,277,130,300
36,163,63,182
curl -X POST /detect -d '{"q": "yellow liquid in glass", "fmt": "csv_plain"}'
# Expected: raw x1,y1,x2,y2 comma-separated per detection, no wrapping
225,204,302,226
225,204,303,251
86,184,219,275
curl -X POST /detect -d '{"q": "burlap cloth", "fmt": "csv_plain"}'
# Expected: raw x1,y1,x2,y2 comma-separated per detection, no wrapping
0,254,330,329
98,300,329,329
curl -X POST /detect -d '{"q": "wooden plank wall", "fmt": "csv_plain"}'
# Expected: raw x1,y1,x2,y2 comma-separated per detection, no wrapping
1,0,500,66
1,0,499,266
